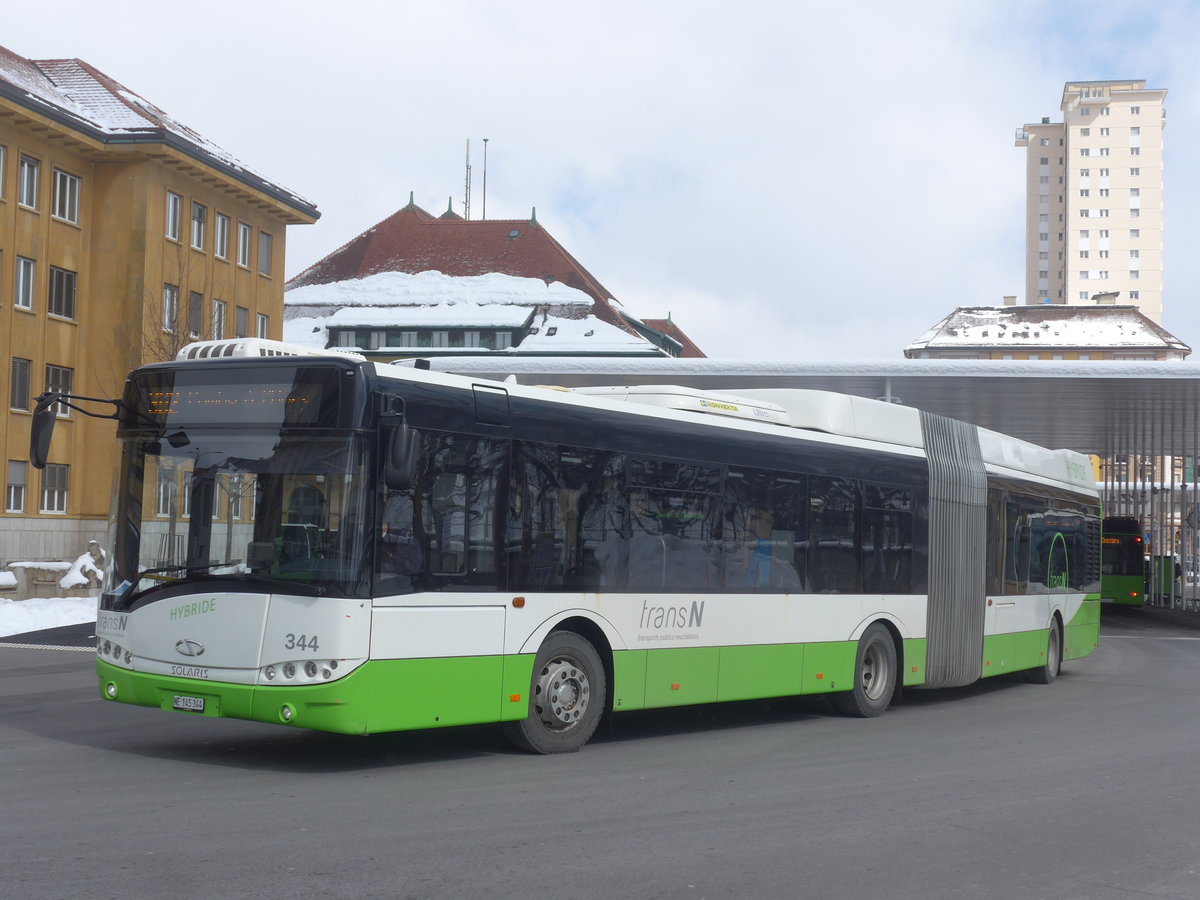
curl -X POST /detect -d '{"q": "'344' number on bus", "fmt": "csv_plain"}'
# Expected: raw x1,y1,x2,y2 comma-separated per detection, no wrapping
284,633,319,652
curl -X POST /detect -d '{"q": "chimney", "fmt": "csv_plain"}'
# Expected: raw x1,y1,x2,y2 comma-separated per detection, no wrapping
1002,296,1017,307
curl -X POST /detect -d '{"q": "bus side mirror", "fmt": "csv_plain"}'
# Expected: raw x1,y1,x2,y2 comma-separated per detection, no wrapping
384,424,419,491
29,393,61,470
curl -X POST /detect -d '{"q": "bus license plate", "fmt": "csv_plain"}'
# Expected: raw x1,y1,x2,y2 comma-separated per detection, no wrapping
172,694,205,712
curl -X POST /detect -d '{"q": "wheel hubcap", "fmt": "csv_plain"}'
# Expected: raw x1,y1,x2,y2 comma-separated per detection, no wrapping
861,641,890,701
534,655,591,730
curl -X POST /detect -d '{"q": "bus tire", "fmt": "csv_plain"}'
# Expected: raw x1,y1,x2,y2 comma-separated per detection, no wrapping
834,623,897,718
1027,620,1062,685
503,631,606,754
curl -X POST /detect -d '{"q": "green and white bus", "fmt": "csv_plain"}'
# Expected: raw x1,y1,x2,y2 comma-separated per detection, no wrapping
32,339,1101,753
1100,516,1146,606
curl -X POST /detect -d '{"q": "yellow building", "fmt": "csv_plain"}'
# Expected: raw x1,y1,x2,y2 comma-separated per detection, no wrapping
0,46,318,567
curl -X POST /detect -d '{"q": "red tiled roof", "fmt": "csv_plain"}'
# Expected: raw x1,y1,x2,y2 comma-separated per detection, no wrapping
643,318,707,358
287,203,632,332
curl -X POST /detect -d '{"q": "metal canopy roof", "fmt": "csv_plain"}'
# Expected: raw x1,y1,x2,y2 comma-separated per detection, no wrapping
428,358,1200,457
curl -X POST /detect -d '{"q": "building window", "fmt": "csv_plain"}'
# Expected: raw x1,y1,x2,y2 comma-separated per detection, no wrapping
495,331,512,349
237,223,251,267
10,357,30,410
1079,251,1089,258
1079,149,1090,157
1100,168,1109,176
215,213,230,259
1129,209,1140,218
431,331,449,347
256,313,269,339
165,191,182,240
258,231,273,275
1079,189,1089,197
162,283,179,332
1039,251,1048,260
1098,188,1109,197
1098,271,1109,279
0,144,5,198
1039,213,1048,222
188,291,203,339
1099,127,1109,136
1038,270,1048,278
1130,270,1140,279
155,468,175,517
48,266,76,319
1038,232,1048,241
1079,210,1089,218
1099,209,1109,217
1079,271,1089,280
40,464,69,514
1130,249,1140,259
1101,107,1110,116
45,364,73,417
18,155,39,208
1099,229,1109,238
1130,290,1140,300
1130,147,1140,156
1039,138,1050,146
1099,250,1109,258
1079,230,1090,239
191,202,207,250
1130,229,1140,238
212,299,226,340
1080,128,1090,136
1131,168,1140,176
1130,187,1140,197
15,256,34,310
5,460,26,513
235,306,248,338
1039,157,1049,165
1080,108,1091,117
1131,106,1141,115
1130,126,1140,136
182,473,193,518
52,169,80,223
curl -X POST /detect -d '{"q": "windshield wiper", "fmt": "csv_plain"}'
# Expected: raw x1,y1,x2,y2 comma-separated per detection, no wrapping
138,562,233,578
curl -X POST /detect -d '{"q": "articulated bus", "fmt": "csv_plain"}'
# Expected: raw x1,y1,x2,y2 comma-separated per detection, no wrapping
1100,516,1146,606
31,339,1101,753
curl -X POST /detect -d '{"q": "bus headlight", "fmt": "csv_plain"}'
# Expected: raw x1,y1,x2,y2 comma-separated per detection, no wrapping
264,665,276,681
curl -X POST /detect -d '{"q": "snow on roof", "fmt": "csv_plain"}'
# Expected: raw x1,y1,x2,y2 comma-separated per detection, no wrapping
0,46,315,214
285,270,594,310
906,305,1190,352
281,270,659,354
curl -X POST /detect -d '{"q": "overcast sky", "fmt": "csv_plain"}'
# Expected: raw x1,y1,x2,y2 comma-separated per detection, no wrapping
9,0,1200,359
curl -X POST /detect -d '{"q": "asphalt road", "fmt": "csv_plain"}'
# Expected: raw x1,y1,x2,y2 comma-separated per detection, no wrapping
3,607,1200,900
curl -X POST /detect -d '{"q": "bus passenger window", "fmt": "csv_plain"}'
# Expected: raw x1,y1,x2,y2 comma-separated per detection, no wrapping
808,477,859,593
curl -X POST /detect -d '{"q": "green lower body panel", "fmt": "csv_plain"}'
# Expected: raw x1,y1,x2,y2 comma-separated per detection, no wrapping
99,631,947,736
1064,598,1101,661
980,598,1101,677
611,637,923,711
97,654,535,736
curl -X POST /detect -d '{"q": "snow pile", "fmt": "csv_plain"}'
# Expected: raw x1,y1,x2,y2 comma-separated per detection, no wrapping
59,551,104,590
0,596,96,638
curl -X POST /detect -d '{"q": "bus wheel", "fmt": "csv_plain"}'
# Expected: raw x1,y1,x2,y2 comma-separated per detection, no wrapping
503,631,606,754
834,623,897,718
1028,620,1062,685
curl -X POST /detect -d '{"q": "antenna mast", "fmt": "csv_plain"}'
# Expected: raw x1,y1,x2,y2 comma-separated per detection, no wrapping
463,139,472,220
482,138,489,221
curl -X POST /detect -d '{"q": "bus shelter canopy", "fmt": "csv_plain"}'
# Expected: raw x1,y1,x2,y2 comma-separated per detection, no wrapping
428,358,1200,458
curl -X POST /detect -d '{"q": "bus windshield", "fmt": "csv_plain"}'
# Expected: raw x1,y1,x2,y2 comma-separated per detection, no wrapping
103,427,372,608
